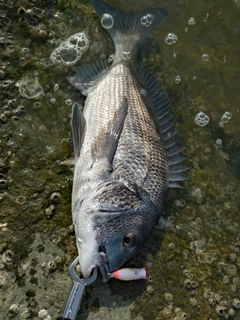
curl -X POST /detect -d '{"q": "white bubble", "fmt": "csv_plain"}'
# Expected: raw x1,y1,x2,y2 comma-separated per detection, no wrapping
120,51,131,60
194,111,210,127
49,98,56,104
219,121,224,127
50,32,89,66
202,54,209,62
221,111,232,123
164,33,178,45
204,13,209,22
101,13,114,29
108,54,115,63
174,75,181,84
216,139,222,146
185,27,188,32
54,83,59,92
38,309,48,319
188,17,196,25
65,99,72,106
141,14,154,27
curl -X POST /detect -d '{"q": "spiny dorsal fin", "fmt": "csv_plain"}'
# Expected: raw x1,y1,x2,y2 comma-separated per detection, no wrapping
137,65,190,187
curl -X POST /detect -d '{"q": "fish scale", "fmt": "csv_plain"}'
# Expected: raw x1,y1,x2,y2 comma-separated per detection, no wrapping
79,63,168,211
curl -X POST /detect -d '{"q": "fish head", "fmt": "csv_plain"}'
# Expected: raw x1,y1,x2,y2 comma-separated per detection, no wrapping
75,182,158,281
99,213,148,273
74,182,158,281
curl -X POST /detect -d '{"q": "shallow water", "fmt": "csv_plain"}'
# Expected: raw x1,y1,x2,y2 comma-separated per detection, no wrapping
0,0,240,319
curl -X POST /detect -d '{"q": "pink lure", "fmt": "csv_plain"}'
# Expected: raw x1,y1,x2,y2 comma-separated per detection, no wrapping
109,268,146,281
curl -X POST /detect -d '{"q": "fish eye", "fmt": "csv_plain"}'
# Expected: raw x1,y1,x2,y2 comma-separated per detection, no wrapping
122,233,136,248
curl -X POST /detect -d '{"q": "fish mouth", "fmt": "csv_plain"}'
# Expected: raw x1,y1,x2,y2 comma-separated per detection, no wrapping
96,247,111,282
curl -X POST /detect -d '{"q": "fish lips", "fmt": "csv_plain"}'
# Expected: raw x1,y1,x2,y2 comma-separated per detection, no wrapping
95,251,110,282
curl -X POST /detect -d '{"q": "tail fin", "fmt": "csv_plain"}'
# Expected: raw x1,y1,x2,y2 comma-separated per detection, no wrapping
91,0,167,62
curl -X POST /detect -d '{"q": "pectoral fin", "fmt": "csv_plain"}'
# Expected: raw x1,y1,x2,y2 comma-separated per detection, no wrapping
71,103,86,159
91,97,128,169
105,97,128,165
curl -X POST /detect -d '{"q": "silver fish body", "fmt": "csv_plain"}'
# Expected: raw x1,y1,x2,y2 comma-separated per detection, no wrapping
73,63,169,210
69,0,188,281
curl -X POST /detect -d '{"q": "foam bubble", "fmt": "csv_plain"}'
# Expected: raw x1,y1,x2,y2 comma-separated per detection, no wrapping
141,14,154,27
101,13,114,29
216,139,222,146
164,33,178,45
49,98,56,104
174,75,181,84
194,111,210,127
50,32,89,66
221,111,232,123
108,54,115,63
120,51,131,60
188,17,196,25
54,83,59,92
219,121,224,127
202,54,209,62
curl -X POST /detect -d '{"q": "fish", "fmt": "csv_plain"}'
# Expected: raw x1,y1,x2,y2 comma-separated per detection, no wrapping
68,0,188,282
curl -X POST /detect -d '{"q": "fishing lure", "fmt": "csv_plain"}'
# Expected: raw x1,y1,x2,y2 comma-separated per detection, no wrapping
108,268,146,281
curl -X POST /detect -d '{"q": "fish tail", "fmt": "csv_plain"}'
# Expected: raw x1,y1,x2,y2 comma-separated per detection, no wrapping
91,0,168,62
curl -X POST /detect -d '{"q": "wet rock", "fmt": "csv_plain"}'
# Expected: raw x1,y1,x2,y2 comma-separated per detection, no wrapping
38,309,48,319
16,74,45,99
0,243,7,253
0,113,8,123
164,292,173,303
2,250,14,264
0,70,5,79
232,298,240,309
20,307,31,319
45,204,55,218
8,304,19,316
47,260,57,271
146,285,154,294
50,192,61,203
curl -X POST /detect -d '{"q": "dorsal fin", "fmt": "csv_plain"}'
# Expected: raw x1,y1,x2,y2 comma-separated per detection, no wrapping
137,65,190,187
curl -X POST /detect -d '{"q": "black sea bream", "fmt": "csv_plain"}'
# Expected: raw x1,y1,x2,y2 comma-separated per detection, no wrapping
69,0,188,281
